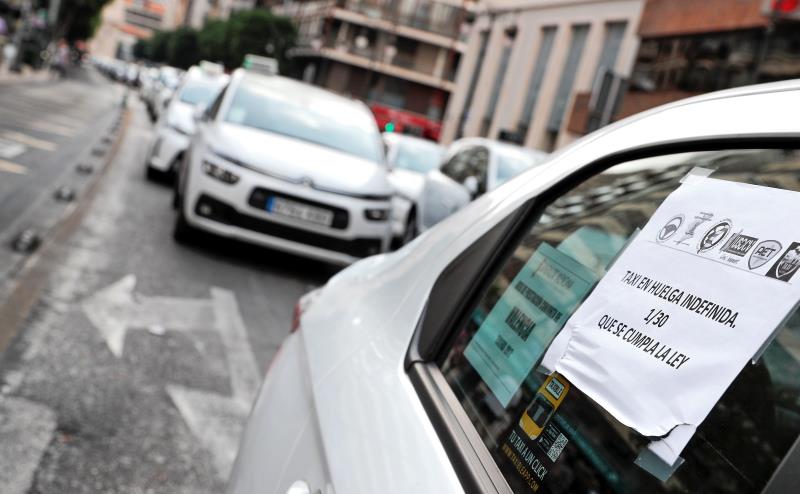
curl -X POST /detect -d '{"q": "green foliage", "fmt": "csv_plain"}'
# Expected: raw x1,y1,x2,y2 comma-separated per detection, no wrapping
132,38,149,60
133,8,297,72
167,27,200,69
197,19,229,66
148,31,171,63
59,0,112,41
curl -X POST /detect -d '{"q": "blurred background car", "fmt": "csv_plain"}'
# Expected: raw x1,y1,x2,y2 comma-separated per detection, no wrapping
418,137,549,232
173,66,393,265
142,65,182,122
145,61,228,180
383,132,445,247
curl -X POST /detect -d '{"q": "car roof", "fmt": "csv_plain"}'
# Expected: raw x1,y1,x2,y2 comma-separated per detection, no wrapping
382,132,444,148
185,65,228,82
450,136,548,156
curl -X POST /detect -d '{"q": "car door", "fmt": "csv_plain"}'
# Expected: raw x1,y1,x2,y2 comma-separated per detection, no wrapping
406,145,800,494
420,145,489,231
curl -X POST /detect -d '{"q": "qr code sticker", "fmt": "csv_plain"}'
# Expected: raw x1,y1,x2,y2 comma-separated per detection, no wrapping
547,433,568,462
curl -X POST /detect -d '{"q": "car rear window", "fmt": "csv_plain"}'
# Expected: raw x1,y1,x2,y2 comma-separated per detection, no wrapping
440,149,800,493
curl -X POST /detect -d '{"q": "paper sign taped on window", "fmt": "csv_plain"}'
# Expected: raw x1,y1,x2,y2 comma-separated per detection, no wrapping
465,243,599,407
541,175,800,465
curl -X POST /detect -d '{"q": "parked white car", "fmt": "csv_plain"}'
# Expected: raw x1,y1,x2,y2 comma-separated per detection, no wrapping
146,63,228,179
147,66,182,122
419,137,549,232
384,132,445,246
173,68,393,265
227,80,800,494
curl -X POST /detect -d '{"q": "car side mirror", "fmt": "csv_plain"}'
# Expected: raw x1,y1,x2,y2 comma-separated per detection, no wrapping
193,103,208,122
462,176,479,197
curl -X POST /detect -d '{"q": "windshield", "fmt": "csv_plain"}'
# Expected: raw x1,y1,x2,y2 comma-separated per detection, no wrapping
224,77,383,162
392,137,443,173
495,149,534,184
179,77,225,106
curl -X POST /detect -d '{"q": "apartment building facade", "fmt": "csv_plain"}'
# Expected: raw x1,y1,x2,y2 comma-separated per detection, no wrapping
89,0,185,59
611,0,800,122
441,0,643,151
275,0,471,140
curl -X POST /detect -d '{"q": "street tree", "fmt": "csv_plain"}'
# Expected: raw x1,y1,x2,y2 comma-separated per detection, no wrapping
167,27,200,69
57,0,111,42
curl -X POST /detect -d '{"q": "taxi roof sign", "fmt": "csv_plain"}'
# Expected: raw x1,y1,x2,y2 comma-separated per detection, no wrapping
199,60,224,76
242,55,279,75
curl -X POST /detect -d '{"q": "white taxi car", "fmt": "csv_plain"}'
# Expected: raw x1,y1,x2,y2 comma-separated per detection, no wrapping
418,137,549,232
227,80,800,494
383,132,445,246
146,62,228,179
173,68,392,265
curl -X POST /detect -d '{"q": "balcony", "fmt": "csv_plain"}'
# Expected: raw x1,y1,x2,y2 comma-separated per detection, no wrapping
335,0,466,39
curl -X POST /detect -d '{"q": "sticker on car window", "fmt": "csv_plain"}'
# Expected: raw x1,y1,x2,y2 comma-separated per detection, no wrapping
464,243,600,407
540,175,800,466
501,376,577,493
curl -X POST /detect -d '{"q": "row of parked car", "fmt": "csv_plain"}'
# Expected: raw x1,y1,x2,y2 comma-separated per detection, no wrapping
96,56,800,494
132,56,549,264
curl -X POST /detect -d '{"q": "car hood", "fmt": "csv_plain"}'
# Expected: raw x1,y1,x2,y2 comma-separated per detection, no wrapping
209,122,393,196
388,168,426,202
166,101,195,135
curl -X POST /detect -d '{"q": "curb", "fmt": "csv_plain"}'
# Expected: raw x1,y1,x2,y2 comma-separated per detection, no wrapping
0,100,132,356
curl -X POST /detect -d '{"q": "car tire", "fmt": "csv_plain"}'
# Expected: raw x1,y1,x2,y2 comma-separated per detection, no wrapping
173,208,195,244
171,185,180,210
145,165,159,182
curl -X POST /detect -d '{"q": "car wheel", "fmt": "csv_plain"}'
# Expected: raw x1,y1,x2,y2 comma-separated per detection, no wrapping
171,185,180,210
173,208,195,244
145,165,159,181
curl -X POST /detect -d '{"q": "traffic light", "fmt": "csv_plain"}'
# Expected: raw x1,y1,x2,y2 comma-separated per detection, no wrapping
384,122,395,133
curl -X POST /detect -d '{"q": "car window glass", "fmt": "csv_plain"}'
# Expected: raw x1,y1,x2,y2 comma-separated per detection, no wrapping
224,76,383,163
394,138,444,173
441,147,475,183
178,77,226,106
440,149,800,494
496,150,533,185
469,146,490,194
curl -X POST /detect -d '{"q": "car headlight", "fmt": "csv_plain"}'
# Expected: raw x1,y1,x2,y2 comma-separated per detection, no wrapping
202,161,240,184
364,208,390,221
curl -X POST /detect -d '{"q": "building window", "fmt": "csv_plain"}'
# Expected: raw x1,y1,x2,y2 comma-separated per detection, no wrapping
547,24,590,136
518,26,557,135
630,29,779,93
594,21,627,83
456,30,490,139
480,35,514,137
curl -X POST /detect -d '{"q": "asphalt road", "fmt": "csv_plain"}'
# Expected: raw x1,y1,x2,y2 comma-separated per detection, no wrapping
0,71,334,493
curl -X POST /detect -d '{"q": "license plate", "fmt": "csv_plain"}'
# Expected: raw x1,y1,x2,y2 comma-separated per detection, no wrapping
266,196,334,227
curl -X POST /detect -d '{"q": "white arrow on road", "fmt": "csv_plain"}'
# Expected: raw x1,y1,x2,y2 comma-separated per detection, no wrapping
82,276,262,479
82,275,216,357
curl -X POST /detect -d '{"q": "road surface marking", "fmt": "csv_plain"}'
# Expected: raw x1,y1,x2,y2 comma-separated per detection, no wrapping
82,276,262,479
30,121,76,137
0,138,26,159
2,131,56,151
82,275,215,357
0,159,27,175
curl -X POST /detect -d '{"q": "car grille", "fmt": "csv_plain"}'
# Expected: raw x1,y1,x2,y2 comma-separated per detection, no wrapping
248,188,349,229
194,195,382,258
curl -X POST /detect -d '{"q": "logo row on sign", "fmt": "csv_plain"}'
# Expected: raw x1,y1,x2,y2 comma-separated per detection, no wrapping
656,212,800,282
